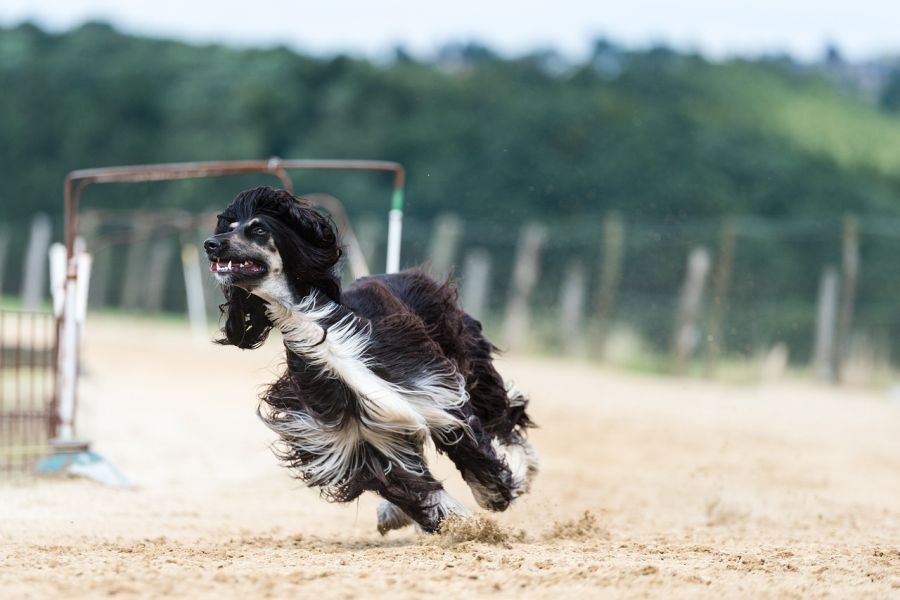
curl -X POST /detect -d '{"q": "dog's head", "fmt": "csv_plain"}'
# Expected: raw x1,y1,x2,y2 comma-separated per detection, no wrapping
204,186,342,348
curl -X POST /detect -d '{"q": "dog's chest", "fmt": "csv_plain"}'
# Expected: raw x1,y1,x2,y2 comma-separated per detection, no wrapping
259,295,472,485
267,299,468,435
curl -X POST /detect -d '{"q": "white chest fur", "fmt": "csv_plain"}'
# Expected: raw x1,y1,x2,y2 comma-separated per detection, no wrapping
261,293,469,485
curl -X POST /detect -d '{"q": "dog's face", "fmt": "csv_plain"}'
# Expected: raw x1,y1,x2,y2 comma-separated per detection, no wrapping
205,186,342,348
205,215,283,292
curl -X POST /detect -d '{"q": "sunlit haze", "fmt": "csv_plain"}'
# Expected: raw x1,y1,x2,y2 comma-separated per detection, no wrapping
1,0,897,60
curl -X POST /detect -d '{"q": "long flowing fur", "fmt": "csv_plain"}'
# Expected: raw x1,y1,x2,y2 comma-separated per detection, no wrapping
261,292,471,489
207,186,538,533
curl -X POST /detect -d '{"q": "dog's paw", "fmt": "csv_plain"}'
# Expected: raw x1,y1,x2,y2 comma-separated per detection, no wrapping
376,500,413,535
463,471,512,512
498,432,540,497
464,434,540,511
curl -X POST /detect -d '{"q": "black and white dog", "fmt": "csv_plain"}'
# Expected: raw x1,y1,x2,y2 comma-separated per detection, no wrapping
204,186,538,533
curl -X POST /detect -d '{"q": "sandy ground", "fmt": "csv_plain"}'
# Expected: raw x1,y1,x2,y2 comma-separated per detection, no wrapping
2,315,900,598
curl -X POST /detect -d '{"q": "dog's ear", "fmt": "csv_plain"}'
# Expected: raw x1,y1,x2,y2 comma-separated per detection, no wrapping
287,201,339,251
216,286,273,349
282,200,343,304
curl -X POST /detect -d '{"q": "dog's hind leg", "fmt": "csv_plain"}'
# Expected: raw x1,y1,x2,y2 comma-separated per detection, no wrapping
434,413,524,513
457,315,539,498
373,460,469,534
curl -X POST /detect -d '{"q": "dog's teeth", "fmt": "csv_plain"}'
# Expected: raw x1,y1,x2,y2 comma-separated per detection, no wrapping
228,260,232,270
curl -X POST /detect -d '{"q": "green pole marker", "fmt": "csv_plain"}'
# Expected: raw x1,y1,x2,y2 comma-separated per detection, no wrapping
391,187,404,212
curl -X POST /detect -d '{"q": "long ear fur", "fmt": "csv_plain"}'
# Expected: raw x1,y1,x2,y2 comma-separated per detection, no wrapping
281,198,343,304
216,286,273,349
289,200,339,250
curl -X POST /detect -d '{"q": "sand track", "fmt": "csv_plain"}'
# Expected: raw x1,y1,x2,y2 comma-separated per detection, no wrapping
2,316,899,598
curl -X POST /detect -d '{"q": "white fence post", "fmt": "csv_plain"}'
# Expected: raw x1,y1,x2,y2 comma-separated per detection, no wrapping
21,214,52,309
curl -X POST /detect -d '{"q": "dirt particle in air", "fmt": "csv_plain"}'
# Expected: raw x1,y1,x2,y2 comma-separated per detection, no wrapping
542,510,608,541
431,515,511,546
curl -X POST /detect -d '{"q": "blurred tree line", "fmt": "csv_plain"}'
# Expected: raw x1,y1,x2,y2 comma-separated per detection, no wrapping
2,22,900,367
3,21,900,222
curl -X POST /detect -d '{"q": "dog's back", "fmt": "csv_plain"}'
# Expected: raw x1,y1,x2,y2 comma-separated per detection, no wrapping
344,269,467,363
343,269,534,440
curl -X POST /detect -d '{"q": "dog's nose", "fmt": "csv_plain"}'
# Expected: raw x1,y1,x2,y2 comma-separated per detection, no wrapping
203,237,222,254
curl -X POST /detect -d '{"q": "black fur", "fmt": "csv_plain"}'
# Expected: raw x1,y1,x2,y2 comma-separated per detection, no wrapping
208,186,536,533
213,186,342,348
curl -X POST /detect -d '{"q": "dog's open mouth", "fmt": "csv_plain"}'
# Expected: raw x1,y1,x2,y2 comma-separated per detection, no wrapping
209,260,266,275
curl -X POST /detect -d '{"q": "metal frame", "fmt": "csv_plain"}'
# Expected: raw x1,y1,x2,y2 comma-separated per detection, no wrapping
57,158,407,442
63,158,406,270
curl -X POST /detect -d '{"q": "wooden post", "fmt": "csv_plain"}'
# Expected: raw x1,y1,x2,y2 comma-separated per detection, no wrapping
813,266,840,384
120,221,152,311
593,212,625,358
78,211,111,308
672,247,711,375
760,342,789,383
460,249,491,321
354,213,383,274
704,220,737,376
559,260,587,356
88,246,113,308
144,238,175,314
21,213,53,310
834,215,859,383
503,224,547,352
427,213,463,278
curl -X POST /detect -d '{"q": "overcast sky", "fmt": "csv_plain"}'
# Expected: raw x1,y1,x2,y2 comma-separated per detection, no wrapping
0,0,896,61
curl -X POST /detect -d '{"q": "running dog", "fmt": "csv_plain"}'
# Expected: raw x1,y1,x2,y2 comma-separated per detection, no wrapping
204,186,537,533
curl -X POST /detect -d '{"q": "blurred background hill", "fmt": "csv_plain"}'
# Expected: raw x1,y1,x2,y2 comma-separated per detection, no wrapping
4,22,900,220
2,21,900,378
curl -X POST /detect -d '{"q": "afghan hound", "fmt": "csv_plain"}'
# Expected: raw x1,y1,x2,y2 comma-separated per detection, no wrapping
204,186,538,533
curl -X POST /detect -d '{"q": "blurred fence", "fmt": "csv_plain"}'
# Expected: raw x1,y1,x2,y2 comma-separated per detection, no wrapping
0,310,56,475
401,212,897,385
1,209,898,384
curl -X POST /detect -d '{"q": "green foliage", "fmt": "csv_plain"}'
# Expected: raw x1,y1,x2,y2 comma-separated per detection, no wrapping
881,71,900,113
2,21,900,223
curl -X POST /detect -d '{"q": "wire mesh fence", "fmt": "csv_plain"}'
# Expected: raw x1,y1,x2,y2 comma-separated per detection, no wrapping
397,212,899,383
0,310,56,477
1,208,898,385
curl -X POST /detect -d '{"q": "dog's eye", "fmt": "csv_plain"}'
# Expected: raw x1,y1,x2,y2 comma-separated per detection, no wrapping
251,226,267,236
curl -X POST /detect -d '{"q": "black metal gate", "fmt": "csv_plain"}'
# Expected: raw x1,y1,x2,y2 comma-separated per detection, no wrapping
0,310,56,476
